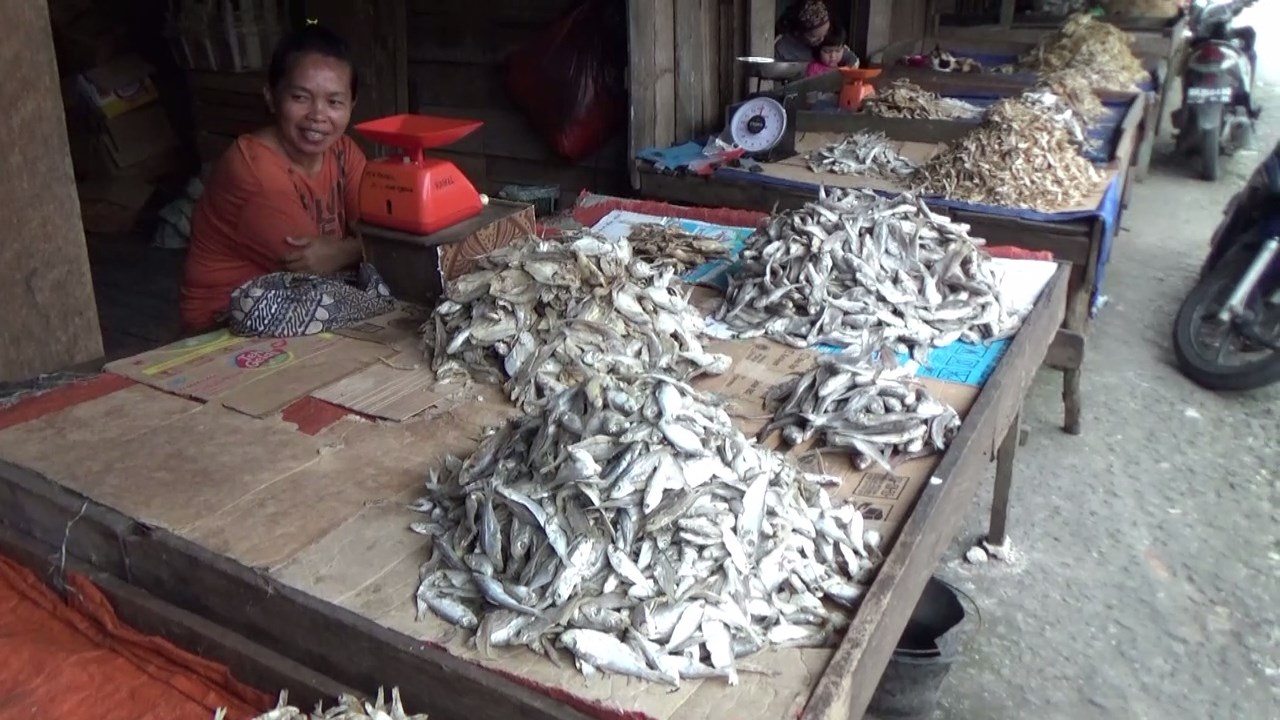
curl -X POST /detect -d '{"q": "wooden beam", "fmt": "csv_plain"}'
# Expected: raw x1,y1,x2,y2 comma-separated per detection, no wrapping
999,0,1016,27
628,0,657,188
654,0,677,148
0,0,102,381
747,0,774,59
674,0,704,143
861,0,895,59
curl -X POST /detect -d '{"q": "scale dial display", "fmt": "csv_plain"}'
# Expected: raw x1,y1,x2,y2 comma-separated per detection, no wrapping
729,97,787,154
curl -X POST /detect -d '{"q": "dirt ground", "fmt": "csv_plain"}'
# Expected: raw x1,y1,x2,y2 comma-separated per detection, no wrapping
930,6,1280,719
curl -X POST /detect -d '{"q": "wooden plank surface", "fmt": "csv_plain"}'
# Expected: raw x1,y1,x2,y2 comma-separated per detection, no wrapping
629,0,658,187
0,0,102,381
674,0,704,143
747,0,774,58
801,265,1069,720
702,0,723,133
0,261,1068,720
654,0,678,149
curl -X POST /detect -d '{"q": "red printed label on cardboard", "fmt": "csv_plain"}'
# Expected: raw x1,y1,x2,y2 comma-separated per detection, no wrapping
233,340,292,370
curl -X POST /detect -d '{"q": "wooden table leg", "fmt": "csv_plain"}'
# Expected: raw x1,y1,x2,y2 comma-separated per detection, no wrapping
986,410,1021,548
1062,368,1082,435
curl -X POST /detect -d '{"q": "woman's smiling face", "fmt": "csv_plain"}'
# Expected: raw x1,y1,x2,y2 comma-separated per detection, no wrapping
270,51,354,160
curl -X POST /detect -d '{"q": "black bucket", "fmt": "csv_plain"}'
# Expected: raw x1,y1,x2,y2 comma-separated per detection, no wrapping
867,576,973,719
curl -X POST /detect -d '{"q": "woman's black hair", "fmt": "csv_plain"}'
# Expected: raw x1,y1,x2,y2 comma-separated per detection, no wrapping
267,24,359,99
818,25,846,49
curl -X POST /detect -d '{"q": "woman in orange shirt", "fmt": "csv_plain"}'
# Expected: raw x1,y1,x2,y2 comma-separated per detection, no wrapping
180,25,367,332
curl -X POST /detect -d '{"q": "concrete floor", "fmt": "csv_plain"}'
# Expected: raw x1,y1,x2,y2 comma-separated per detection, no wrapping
933,6,1280,719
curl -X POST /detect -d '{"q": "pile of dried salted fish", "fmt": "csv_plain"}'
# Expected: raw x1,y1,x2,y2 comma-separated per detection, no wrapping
409,372,880,686
1038,68,1107,122
762,352,961,471
716,188,1020,358
626,223,732,275
861,80,982,120
215,688,426,720
421,232,730,411
805,131,918,179
1015,12,1148,91
913,96,1104,210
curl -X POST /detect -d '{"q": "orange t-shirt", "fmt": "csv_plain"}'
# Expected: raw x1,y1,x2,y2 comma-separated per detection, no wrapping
179,134,367,332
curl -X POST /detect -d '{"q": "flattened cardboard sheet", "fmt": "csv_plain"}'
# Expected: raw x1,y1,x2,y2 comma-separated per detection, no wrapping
104,329,394,417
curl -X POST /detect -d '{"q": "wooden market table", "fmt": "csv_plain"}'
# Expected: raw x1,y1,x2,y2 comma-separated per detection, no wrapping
636,84,1141,437
0,264,1067,720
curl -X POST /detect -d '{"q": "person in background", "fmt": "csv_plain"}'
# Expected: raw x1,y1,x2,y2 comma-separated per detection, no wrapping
775,0,857,67
179,24,366,333
806,26,852,77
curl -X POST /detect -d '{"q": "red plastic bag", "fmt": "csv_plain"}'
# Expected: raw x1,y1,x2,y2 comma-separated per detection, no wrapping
505,0,628,162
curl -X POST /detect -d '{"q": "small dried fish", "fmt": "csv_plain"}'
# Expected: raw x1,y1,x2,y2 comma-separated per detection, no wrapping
861,80,982,120
627,223,732,275
409,371,878,686
1013,13,1148,92
806,131,918,179
214,687,428,720
763,351,962,469
716,188,1022,357
420,231,730,411
913,95,1104,211
1037,68,1107,122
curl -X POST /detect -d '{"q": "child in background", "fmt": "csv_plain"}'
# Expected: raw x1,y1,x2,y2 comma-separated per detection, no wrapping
806,26,853,77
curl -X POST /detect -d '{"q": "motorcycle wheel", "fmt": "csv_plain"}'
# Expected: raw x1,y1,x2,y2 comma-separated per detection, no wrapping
1172,249,1280,391
1201,124,1221,181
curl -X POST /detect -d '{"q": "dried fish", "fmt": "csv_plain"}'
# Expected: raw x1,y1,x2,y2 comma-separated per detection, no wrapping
420,231,731,411
1013,13,1149,92
763,350,962,469
409,371,878,685
1037,68,1107,123
627,223,733,275
215,688,428,720
913,95,1104,211
805,131,918,179
716,188,1022,358
861,80,982,120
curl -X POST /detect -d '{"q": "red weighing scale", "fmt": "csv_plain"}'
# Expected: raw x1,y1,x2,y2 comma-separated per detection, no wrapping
353,114,488,236
837,67,882,112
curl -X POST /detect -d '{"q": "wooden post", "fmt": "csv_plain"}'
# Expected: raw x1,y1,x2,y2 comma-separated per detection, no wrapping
999,0,1015,27
0,1,103,381
747,0,774,58
855,0,894,61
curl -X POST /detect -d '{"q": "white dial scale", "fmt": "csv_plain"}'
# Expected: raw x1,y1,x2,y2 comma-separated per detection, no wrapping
728,96,788,154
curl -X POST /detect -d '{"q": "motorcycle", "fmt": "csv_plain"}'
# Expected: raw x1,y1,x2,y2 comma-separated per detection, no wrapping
1172,140,1280,391
1172,0,1260,181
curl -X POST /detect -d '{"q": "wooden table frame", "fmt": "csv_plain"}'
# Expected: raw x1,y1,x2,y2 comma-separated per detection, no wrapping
638,159,1119,436
0,268,1067,720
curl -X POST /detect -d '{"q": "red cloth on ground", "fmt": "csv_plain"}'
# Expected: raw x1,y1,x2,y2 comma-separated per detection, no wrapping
0,554,272,720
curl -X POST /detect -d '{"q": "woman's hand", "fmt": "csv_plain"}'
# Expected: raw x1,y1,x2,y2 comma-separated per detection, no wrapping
282,235,362,274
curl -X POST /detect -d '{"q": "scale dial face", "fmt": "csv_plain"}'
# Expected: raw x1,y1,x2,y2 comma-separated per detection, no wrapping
729,97,787,154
